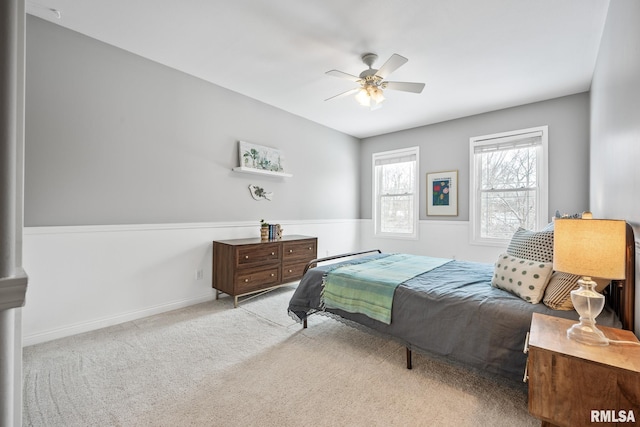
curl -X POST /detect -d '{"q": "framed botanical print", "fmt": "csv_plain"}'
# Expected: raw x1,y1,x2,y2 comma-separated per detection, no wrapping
427,170,458,216
238,141,285,173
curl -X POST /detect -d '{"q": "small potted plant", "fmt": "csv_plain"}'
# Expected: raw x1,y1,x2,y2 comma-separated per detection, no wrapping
260,219,269,241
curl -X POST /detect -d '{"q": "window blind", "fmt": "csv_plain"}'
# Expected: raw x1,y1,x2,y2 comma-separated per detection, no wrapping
473,131,542,153
374,152,417,166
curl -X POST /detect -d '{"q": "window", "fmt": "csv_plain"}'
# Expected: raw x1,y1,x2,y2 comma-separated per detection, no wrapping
373,147,419,238
470,126,548,245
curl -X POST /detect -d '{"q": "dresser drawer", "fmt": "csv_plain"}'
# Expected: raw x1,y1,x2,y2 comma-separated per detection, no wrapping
236,267,281,293
282,263,307,282
282,239,316,261
237,243,280,267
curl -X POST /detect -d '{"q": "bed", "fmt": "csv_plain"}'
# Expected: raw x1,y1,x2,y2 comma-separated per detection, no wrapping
288,223,636,383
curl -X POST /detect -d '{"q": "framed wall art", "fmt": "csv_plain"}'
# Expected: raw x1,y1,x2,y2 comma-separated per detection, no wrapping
427,170,458,216
238,141,285,173
233,141,292,177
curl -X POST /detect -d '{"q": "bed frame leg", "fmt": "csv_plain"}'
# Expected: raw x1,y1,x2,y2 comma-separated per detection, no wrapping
303,318,307,329
406,347,412,370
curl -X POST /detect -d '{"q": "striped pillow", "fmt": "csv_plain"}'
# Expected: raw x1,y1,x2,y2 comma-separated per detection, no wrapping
543,273,612,310
543,272,580,310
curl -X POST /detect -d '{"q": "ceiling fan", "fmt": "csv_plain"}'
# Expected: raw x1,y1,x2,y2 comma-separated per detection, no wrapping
325,53,425,109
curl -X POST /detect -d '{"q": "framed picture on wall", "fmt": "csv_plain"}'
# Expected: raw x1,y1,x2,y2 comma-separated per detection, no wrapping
427,170,458,216
238,141,285,173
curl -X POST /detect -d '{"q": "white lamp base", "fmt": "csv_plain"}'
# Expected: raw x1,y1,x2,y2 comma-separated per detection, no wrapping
566,277,609,346
566,322,609,346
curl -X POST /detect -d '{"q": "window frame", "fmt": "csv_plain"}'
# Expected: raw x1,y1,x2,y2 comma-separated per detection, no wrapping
372,146,420,240
469,126,548,246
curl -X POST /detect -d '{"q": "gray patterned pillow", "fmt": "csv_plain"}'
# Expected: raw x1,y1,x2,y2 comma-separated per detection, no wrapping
506,228,554,263
543,272,579,310
543,273,612,310
491,253,553,304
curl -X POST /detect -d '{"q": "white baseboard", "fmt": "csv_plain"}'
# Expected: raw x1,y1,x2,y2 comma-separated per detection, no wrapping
23,292,215,346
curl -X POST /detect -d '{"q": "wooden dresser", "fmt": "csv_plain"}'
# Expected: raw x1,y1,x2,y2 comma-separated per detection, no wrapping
526,313,640,427
212,235,317,307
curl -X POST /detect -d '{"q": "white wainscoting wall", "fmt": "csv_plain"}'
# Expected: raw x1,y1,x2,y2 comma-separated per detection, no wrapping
22,219,506,346
22,219,360,346
359,220,504,264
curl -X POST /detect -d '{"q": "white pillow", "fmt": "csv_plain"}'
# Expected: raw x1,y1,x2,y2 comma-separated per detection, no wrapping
491,253,554,304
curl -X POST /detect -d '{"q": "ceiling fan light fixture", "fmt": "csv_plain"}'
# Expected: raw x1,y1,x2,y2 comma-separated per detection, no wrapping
355,87,371,106
326,52,423,108
370,86,385,104
355,84,385,107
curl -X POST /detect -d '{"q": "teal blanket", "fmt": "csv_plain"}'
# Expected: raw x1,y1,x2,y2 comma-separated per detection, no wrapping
322,254,451,324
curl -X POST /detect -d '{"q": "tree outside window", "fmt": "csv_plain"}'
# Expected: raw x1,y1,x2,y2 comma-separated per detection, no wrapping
373,147,419,239
470,127,548,244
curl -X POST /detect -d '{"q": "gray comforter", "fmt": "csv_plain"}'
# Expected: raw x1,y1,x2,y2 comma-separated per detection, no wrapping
288,254,621,383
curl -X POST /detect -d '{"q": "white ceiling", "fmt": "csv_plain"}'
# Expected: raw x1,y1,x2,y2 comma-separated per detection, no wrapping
26,0,610,139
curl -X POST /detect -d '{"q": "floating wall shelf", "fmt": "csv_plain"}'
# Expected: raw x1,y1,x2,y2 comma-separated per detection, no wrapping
232,166,292,178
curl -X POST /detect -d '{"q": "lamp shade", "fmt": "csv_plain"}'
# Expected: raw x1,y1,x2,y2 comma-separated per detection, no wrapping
553,218,626,280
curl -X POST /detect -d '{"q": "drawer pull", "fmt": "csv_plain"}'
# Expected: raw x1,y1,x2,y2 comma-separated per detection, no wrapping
245,255,249,259
271,252,275,256
289,249,293,253
271,273,275,277
308,247,312,250
244,278,249,282
288,269,293,273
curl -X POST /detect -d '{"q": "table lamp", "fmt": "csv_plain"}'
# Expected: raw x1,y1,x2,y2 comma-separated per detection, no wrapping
553,216,626,346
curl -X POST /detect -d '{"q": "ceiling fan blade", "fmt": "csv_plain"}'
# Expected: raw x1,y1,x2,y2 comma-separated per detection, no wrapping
325,70,362,82
374,54,408,79
324,87,360,102
384,81,425,94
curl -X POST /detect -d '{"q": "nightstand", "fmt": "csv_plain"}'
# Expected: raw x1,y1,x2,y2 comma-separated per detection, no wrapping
526,313,640,427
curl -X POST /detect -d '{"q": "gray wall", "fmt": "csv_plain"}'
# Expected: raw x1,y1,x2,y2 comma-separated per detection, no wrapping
360,93,591,222
25,16,360,226
589,0,640,335
590,0,640,227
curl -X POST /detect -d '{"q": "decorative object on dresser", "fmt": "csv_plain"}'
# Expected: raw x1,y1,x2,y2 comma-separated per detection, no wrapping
526,313,640,427
553,216,627,346
212,235,317,307
260,219,269,241
259,220,282,241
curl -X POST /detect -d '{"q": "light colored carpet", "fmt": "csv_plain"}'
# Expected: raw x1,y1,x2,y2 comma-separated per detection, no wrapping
23,286,538,426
